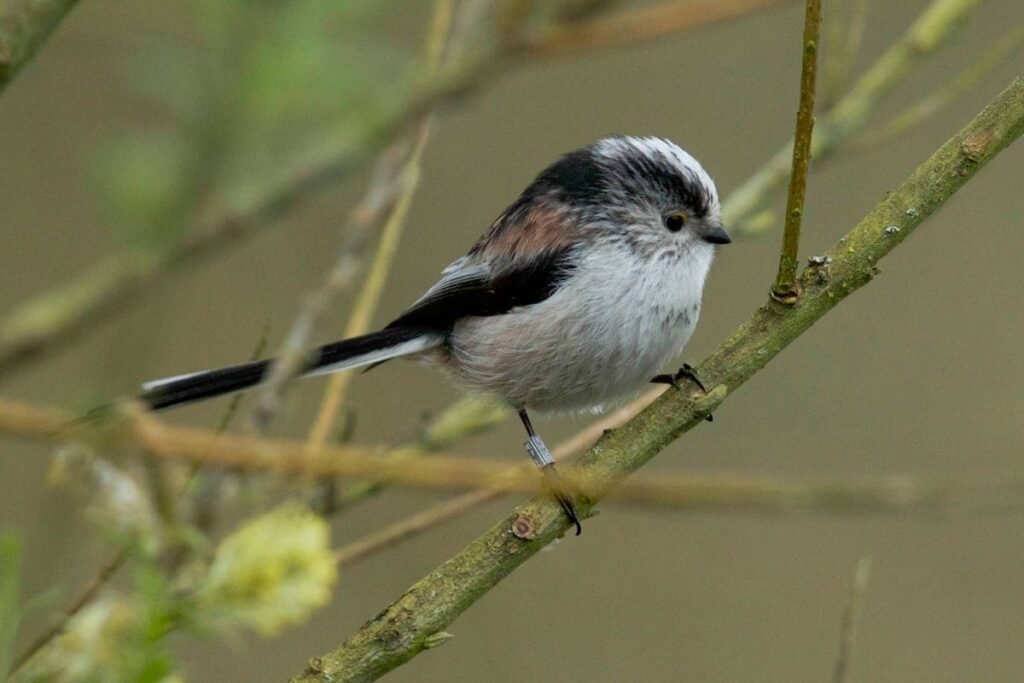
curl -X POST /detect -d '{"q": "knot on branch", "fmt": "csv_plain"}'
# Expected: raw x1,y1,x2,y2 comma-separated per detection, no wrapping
510,514,538,540
960,128,993,162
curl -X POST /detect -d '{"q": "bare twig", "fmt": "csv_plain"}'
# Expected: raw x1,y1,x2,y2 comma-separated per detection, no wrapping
525,0,797,57
772,0,821,302
8,549,126,673
252,0,455,433
821,0,867,108
832,556,873,683
852,21,1024,149
289,75,1024,683
303,126,430,444
8,396,1024,514
0,0,79,94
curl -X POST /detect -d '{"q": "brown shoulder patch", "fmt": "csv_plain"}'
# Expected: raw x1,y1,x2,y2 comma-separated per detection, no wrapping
471,198,579,261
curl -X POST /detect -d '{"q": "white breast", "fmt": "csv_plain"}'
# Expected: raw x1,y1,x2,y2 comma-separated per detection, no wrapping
442,241,714,413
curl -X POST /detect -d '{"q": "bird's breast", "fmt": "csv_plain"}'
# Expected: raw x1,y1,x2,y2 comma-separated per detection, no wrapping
444,244,712,412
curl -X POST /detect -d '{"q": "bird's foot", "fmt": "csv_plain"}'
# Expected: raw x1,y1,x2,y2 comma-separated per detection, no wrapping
651,363,714,422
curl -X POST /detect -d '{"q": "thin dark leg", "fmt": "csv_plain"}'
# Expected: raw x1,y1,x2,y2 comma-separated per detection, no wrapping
517,409,582,536
651,363,714,422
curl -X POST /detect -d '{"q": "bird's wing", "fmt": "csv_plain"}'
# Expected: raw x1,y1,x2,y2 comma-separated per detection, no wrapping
385,247,576,332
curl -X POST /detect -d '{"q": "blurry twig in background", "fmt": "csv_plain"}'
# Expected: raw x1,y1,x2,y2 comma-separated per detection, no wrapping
771,0,821,303
7,549,126,673
832,556,873,683
525,0,797,56
0,0,79,94
289,76,1024,683
851,21,1024,149
8,395,1024,516
724,0,988,235
6,331,267,676
251,0,454,432
820,0,867,108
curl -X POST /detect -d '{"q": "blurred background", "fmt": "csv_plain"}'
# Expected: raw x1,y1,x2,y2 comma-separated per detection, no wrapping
2,0,1023,680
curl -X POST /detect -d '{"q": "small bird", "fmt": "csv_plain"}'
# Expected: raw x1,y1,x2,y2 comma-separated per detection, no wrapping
141,136,730,534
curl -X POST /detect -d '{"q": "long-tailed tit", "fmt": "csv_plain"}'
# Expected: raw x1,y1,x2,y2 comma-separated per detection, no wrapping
141,136,731,534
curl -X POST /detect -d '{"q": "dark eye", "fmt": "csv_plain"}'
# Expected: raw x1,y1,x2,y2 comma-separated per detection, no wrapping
664,211,687,232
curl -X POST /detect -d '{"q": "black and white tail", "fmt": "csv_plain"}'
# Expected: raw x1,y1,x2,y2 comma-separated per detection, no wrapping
141,327,441,411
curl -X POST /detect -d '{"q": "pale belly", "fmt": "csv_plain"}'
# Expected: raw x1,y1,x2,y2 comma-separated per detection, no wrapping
436,246,708,412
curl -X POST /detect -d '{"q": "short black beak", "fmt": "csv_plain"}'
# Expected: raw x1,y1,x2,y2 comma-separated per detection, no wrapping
702,223,732,245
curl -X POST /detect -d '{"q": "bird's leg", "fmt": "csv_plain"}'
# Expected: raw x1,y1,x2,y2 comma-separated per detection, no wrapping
517,408,582,536
651,363,714,422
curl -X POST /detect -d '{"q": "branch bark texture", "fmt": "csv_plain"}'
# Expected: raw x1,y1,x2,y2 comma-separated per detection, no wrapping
289,76,1024,683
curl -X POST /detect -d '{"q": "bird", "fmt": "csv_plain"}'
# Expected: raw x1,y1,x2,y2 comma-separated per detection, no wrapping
140,136,731,534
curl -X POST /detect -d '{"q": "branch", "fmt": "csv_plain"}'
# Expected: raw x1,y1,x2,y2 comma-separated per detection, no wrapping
525,0,797,57
852,21,1024,149
0,0,78,94
8,396,1024,515
288,76,1024,683
772,0,821,302
832,556,873,683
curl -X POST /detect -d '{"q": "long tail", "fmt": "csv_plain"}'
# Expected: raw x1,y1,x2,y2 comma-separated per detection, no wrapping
141,327,441,411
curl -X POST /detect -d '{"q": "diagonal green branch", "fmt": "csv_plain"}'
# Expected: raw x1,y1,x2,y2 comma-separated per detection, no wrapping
0,0,79,94
289,75,1024,683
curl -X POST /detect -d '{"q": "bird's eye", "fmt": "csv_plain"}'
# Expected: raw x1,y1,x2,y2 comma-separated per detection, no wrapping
664,212,687,232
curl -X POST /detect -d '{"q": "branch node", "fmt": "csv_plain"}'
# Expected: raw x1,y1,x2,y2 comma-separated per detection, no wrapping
960,127,993,162
770,283,802,305
511,514,539,540
421,631,454,649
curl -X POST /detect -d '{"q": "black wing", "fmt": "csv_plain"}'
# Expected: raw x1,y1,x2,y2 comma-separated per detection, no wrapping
385,248,576,332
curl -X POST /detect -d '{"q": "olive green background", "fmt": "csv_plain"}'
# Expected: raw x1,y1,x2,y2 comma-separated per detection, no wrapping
2,1,1023,681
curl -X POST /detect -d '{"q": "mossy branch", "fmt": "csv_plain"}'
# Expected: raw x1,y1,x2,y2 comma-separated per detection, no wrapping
288,76,1024,683
0,0,78,93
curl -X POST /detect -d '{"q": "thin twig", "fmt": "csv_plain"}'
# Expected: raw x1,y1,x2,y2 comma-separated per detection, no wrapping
772,0,821,302
304,127,430,445
303,0,453,445
8,549,126,673
821,0,867,108
289,76,1024,683
852,21,1024,149
832,556,873,683
10,396,1024,514
253,0,454,433
525,0,797,57
8,330,269,675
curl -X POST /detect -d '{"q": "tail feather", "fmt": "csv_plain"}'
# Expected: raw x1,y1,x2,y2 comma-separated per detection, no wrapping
141,327,440,411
